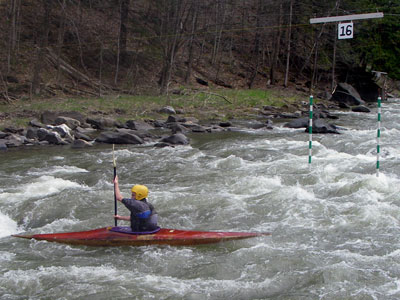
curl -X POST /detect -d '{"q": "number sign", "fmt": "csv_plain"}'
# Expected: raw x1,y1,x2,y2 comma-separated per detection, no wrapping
338,22,353,39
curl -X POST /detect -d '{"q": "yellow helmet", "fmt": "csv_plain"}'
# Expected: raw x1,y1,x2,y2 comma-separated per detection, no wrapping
131,185,148,200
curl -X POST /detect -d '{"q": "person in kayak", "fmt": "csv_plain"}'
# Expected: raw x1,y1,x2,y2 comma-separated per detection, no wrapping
113,175,158,232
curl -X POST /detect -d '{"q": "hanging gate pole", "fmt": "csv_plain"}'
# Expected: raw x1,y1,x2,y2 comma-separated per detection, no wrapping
308,95,313,167
376,97,381,177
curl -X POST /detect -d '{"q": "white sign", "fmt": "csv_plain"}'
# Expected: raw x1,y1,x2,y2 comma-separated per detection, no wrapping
338,22,353,39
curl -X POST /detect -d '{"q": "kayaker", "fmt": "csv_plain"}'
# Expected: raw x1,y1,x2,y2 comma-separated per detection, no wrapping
113,175,158,232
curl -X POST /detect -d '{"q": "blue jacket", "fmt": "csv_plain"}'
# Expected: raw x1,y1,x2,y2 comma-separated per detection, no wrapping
122,198,158,232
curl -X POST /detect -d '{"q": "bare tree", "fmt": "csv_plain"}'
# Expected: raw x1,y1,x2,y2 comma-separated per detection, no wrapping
248,0,263,89
6,0,21,74
157,0,190,94
31,0,52,96
284,0,293,87
269,2,283,85
185,1,199,83
115,0,130,85
56,0,67,84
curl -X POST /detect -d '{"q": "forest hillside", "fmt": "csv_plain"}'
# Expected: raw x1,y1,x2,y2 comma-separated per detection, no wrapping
1,0,399,103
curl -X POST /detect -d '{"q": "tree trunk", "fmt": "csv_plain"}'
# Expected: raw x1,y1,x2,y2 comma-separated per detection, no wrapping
248,0,262,89
158,0,190,94
270,3,283,85
7,0,21,74
115,0,130,84
185,2,198,83
56,0,67,84
284,0,293,87
31,0,51,96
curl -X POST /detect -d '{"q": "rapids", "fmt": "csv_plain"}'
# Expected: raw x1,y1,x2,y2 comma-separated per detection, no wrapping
1,99,400,299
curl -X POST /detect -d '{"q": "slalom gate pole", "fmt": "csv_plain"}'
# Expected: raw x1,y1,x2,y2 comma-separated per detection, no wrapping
376,96,381,177
308,95,313,168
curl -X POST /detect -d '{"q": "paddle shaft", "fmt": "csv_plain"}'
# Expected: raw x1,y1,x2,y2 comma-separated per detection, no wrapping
113,145,117,226
114,166,117,226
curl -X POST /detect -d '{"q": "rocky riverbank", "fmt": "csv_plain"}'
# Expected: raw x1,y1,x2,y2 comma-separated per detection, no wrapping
0,103,370,151
1,81,391,151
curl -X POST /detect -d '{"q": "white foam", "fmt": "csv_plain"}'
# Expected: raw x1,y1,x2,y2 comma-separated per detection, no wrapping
27,165,88,176
0,175,84,203
0,212,19,238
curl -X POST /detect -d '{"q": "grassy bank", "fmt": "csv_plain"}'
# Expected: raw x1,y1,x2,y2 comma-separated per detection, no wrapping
0,87,311,129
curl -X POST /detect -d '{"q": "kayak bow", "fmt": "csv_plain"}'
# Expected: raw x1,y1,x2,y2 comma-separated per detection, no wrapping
13,226,270,247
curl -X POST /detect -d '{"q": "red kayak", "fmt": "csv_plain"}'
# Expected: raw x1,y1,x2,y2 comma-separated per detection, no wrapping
13,226,270,247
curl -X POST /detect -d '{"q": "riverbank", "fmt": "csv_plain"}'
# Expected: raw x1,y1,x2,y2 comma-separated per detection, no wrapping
0,86,347,150
0,87,321,130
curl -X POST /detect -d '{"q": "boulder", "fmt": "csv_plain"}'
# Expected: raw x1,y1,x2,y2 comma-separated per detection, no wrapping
307,119,340,134
166,115,179,123
331,82,365,106
73,131,93,141
55,116,81,129
46,124,74,142
284,117,309,129
125,120,154,131
4,134,27,147
95,131,144,144
26,127,39,139
86,117,117,130
170,123,189,134
71,139,93,149
37,128,68,145
0,141,7,151
352,105,371,113
219,121,232,128
159,106,176,114
29,119,45,128
160,133,189,145
0,131,8,138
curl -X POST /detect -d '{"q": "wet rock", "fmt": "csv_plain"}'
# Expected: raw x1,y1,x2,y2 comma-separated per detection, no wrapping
307,119,340,134
73,131,93,141
332,82,365,106
170,123,189,134
95,131,144,144
71,139,93,149
219,121,232,127
4,134,26,147
0,141,7,150
284,117,309,129
185,124,208,133
352,105,371,113
37,128,68,145
160,133,189,145
46,124,74,142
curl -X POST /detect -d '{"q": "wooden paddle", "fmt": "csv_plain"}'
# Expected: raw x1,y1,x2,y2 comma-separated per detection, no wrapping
113,144,117,226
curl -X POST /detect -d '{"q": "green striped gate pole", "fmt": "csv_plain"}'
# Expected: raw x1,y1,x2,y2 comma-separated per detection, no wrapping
308,95,313,167
376,96,381,177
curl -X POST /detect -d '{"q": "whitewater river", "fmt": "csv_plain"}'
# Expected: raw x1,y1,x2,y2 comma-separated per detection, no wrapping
1,99,400,299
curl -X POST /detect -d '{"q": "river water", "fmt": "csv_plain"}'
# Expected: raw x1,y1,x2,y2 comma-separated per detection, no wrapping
1,99,400,299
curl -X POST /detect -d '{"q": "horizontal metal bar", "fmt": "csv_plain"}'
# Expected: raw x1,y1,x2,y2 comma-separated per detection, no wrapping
310,12,383,24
